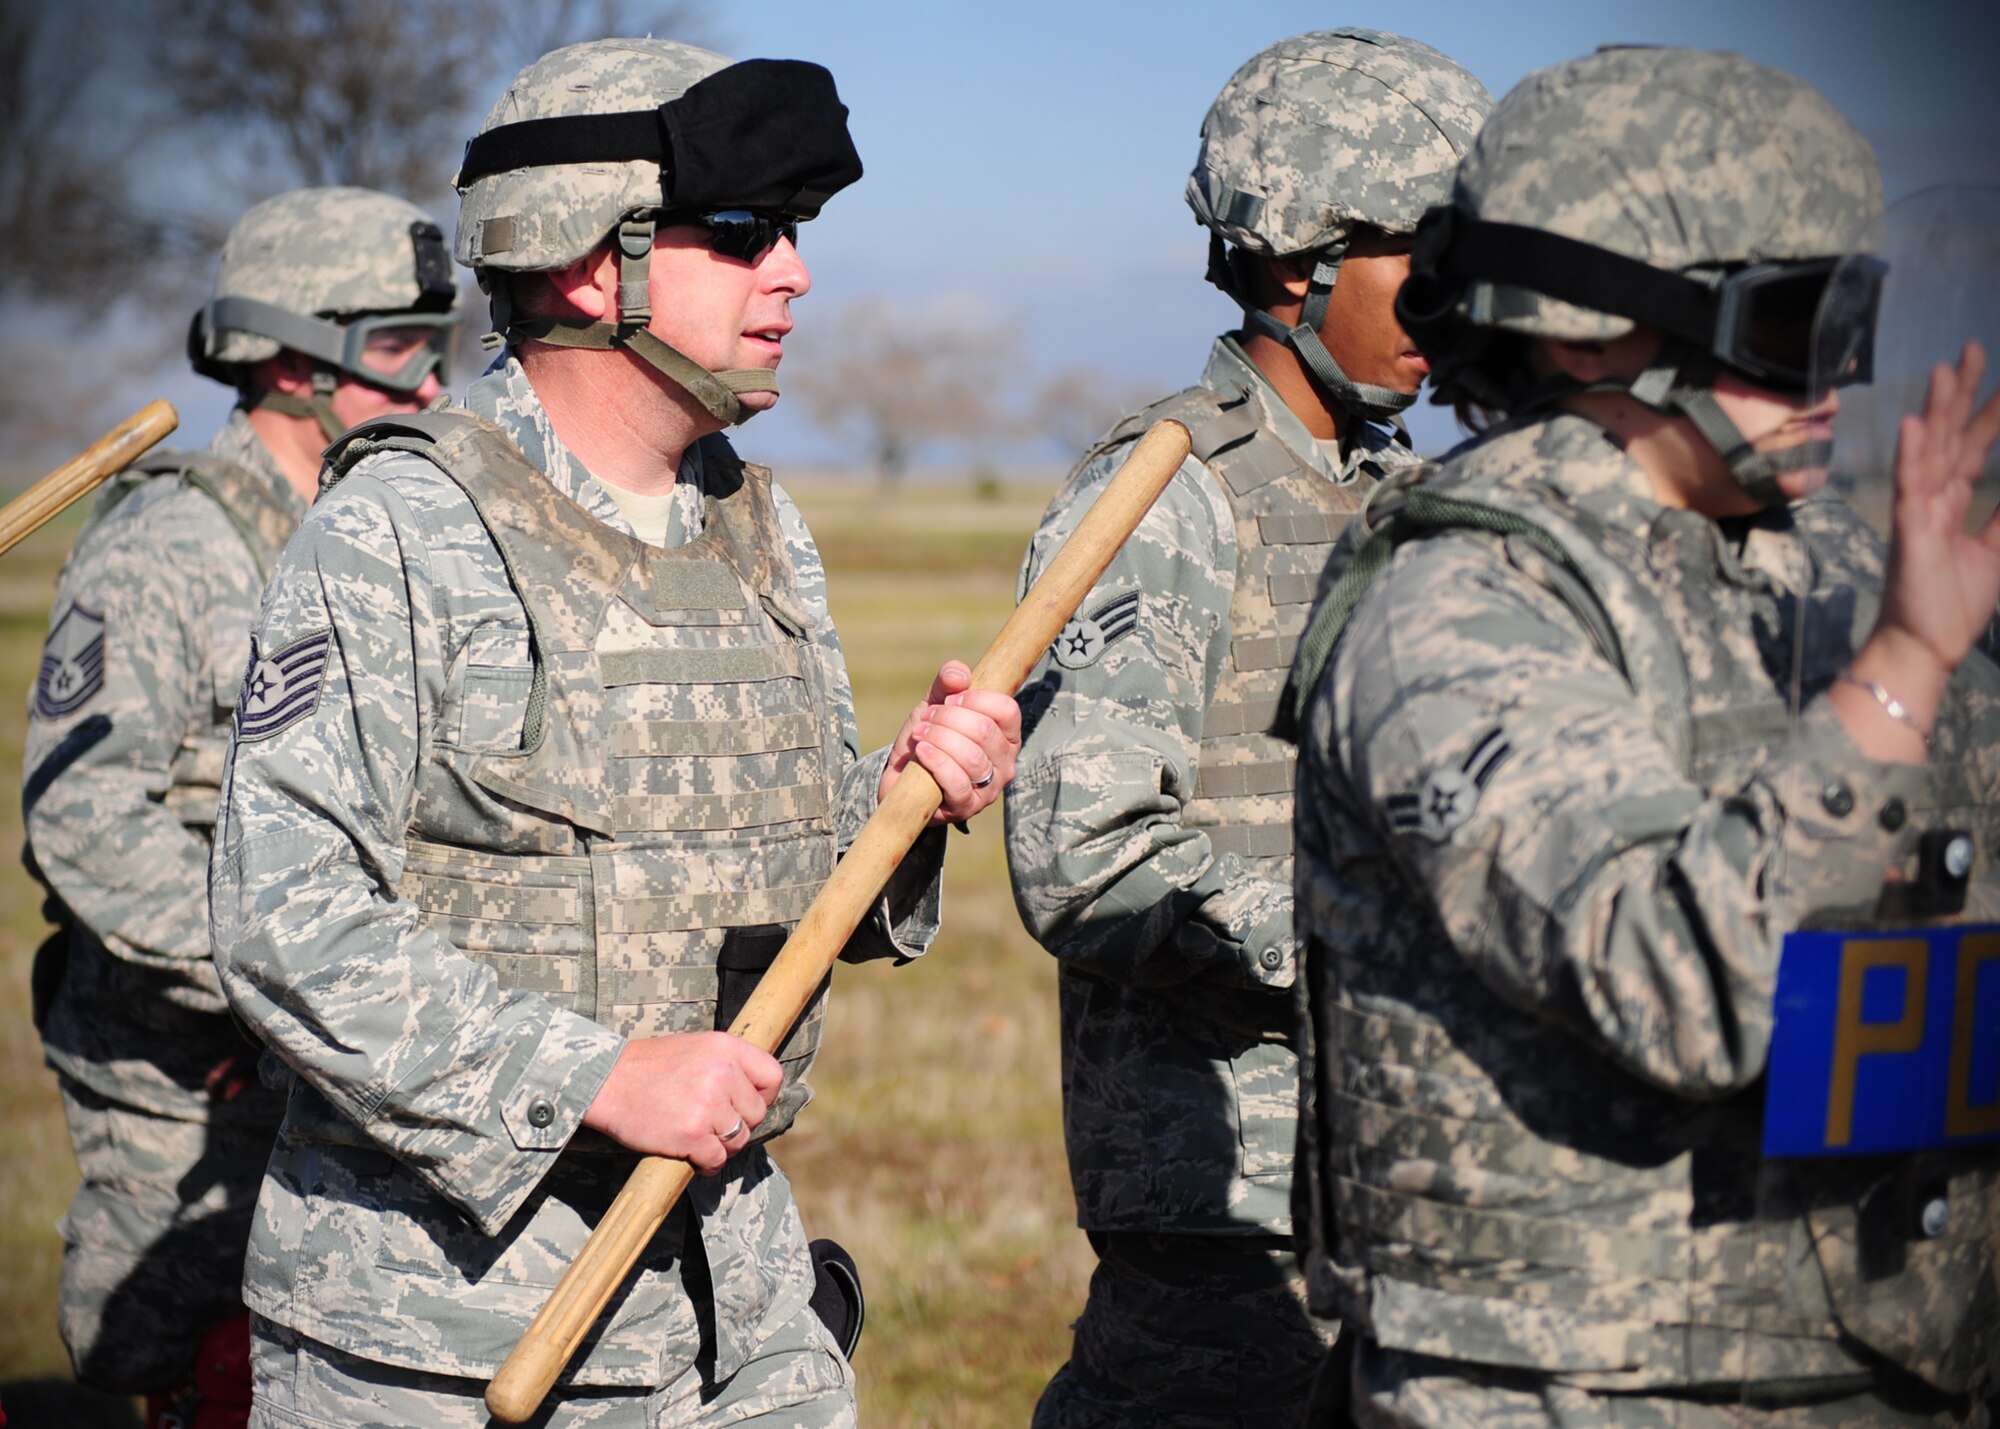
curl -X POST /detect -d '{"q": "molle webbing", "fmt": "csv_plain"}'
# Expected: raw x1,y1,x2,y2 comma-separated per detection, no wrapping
1284,479,1707,781
1323,968,1852,1360
1086,383,1363,871
1292,489,1582,722
336,406,837,1140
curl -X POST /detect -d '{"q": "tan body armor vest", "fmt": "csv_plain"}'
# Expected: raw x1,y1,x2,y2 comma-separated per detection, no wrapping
1300,440,2000,1395
1091,384,1369,876
90,448,302,826
327,411,837,1138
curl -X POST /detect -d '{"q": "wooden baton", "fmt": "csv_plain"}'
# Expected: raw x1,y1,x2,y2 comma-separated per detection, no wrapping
0,400,180,558
484,417,1193,1422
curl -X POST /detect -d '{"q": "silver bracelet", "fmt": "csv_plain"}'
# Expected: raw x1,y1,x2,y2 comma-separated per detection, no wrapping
1840,673,1932,747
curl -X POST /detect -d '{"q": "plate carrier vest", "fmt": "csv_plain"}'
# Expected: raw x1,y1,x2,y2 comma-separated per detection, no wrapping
1291,432,2000,1395
1078,384,1370,877
324,408,838,1139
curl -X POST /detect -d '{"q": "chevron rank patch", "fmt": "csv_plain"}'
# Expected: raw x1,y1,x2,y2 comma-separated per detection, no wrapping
236,629,333,742
35,601,106,719
1386,723,1513,841
1053,590,1141,670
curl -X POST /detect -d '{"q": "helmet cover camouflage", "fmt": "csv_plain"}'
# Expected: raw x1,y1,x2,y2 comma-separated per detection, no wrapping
1187,28,1492,257
457,38,731,274
1445,46,1883,340
199,186,458,367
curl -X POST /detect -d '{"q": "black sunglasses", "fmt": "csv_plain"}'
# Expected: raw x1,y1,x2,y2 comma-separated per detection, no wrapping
660,209,800,263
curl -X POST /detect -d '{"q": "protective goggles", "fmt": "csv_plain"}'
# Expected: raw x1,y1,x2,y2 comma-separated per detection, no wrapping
1412,212,1885,394
199,296,458,393
658,209,800,263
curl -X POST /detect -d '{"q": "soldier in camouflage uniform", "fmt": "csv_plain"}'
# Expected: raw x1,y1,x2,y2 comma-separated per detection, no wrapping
1289,48,2000,1427
208,40,1019,1429
23,186,458,1427
1004,31,1490,1427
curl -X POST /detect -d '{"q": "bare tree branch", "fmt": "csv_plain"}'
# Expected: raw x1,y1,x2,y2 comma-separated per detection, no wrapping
0,0,711,463
789,298,1022,484
1030,366,1164,457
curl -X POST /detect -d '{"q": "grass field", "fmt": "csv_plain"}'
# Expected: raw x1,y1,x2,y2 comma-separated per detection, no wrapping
0,474,1086,1426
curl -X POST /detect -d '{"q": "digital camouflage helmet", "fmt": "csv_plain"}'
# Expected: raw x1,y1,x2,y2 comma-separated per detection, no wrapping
1397,46,1884,503
453,37,863,424
1188,29,1491,423
188,186,461,441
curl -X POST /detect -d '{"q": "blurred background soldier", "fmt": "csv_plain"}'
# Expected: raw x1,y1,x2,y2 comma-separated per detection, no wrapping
209,38,1017,1429
23,186,458,1429
1004,30,1490,1428
1290,46,2000,1428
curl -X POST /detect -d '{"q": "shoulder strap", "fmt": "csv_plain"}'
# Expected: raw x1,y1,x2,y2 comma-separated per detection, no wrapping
92,447,299,579
321,407,482,492
693,433,810,634
321,405,592,755
1071,385,1258,482
1283,484,1630,736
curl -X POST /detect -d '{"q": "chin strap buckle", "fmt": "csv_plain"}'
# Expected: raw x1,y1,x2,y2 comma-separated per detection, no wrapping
616,216,656,329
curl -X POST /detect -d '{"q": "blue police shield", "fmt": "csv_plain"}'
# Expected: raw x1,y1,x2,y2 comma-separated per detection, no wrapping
1742,186,2000,1409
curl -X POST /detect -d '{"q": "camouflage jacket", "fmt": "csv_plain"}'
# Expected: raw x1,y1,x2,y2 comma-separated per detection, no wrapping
1005,336,1415,1236
26,410,302,1126
1293,412,2000,1393
209,357,944,1386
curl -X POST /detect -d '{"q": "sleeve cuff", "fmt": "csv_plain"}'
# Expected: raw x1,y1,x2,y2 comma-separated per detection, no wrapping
875,822,946,960
1775,699,1935,910
498,1008,625,1152
1240,903,1298,990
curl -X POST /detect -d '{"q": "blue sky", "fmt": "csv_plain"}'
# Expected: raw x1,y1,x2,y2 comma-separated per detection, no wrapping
157,0,2000,467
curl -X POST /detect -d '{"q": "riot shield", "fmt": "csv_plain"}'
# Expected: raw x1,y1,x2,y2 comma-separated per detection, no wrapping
1746,186,2000,1413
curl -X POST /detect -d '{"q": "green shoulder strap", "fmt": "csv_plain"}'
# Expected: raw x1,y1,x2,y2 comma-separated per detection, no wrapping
1288,487,1623,727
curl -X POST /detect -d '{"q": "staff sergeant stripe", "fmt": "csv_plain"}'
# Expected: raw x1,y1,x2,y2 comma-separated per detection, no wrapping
237,630,333,741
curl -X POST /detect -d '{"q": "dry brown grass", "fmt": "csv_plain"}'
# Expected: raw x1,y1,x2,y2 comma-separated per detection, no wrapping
0,477,1086,1425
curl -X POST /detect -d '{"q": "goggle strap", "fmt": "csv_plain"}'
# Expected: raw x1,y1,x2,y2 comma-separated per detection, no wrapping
201,295,449,394
1439,220,1726,351
203,297,348,371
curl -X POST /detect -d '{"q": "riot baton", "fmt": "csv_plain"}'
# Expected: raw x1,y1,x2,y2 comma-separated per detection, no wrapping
0,401,180,557
485,418,1193,1423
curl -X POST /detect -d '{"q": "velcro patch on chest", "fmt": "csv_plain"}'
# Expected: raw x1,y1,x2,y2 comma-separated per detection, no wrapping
236,629,333,742
1052,590,1141,670
35,601,107,720
1385,723,1513,842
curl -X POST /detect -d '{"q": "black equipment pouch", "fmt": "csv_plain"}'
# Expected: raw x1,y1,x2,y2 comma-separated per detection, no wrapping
809,1237,866,1360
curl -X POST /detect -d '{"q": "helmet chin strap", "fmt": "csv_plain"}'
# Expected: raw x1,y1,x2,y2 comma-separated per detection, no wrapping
248,369,346,445
502,216,779,426
1622,344,1825,509
1220,238,1418,424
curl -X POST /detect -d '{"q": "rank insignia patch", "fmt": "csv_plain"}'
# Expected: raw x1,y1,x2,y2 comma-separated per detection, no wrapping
1386,724,1513,841
1053,591,1140,670
236,629,333,742
35,602,107,720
